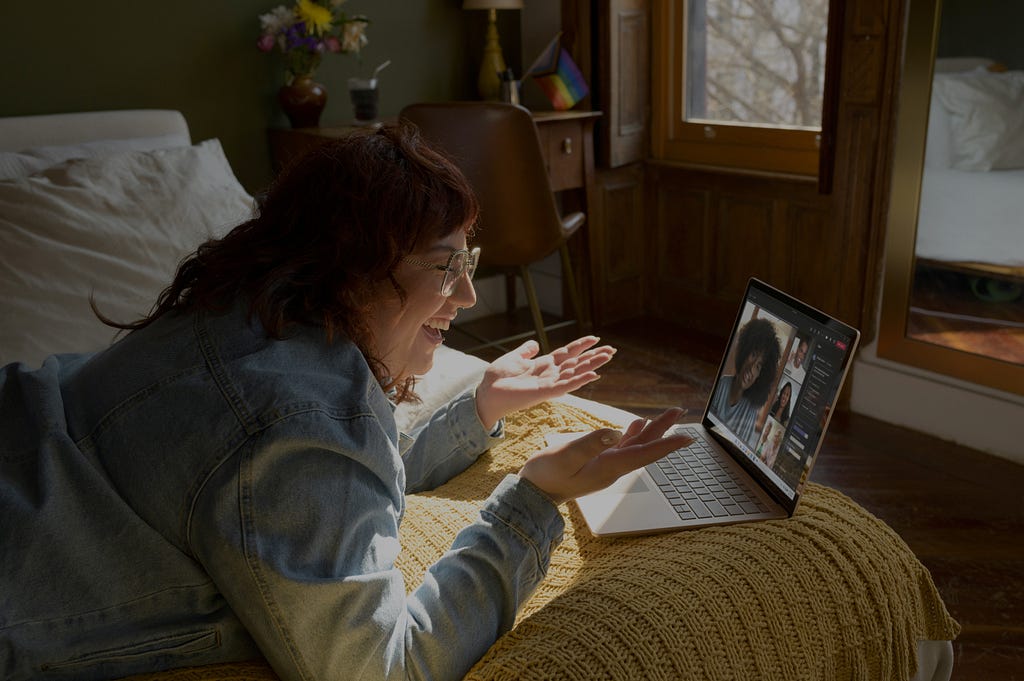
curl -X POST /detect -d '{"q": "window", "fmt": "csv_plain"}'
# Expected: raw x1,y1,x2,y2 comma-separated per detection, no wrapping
653,0,832,175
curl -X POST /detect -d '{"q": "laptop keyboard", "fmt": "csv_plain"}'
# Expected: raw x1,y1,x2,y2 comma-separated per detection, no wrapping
647,427,770,521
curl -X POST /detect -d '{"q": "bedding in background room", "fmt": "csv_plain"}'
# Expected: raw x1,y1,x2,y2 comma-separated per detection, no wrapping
0,134,190,181
917,61,1024,276
0,139,253,368
917,166,1024,268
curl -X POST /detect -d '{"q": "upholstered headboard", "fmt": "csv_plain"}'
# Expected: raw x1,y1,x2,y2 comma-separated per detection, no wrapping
0,109,190,151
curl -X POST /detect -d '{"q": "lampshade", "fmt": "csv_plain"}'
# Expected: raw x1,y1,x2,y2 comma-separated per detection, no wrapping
462,0,523,9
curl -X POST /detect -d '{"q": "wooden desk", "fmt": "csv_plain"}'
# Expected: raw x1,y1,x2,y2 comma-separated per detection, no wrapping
530,111,601,330
268,112,599,196
267,111,603,328
267,123,379,174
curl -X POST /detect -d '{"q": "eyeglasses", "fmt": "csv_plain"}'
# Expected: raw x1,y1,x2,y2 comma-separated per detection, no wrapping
402,246,480,296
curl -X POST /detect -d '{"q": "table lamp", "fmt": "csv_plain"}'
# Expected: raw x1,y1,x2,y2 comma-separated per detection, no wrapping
463,0,524,101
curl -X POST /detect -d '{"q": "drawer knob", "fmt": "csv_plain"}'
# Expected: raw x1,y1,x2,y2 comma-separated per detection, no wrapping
561,137,573,155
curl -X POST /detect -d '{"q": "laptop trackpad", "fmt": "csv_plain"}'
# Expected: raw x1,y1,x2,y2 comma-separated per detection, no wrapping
576,475,681,536
601,471,650,495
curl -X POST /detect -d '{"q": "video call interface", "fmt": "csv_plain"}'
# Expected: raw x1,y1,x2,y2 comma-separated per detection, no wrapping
706,288,855,501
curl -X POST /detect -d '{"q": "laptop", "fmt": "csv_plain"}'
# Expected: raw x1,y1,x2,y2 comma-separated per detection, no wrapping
569,278,860,536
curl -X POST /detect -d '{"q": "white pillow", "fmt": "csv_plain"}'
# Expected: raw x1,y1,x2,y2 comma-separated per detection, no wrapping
0,133,190,180
394,345,488,435
924,91,953,169
932,69,1024,171
0,139,254,368
933,57,995,74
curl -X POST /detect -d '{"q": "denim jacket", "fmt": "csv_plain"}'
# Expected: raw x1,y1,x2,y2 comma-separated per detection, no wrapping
0,303,565,680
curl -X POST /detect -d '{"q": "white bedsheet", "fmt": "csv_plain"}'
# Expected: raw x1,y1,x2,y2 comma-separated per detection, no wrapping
917,165,1024,267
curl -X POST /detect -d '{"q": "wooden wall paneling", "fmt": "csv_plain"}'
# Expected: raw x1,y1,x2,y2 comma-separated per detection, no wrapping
786,203,835,313
832,106,882,327
560,0,594,111
646,164,828,337
598,0,650,168
713,195,776,300
593,164,646,325
831,0,899,338
647,166,736,334
818,0,847,194
858,0,912,343
851,0,890,35
652,169,708,292
843,36,886,105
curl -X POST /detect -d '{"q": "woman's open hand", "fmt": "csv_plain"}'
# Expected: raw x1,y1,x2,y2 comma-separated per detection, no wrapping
519,407,692,504
474,337,615,430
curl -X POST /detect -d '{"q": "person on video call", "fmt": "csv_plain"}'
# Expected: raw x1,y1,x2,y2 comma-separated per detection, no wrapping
785,336,809,384
756,425,785,468
709,317,781,446
769,380,793,426
0,122,692,681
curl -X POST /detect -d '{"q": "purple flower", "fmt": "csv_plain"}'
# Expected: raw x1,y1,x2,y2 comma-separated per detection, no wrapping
284,22,319,53
256,34,275,52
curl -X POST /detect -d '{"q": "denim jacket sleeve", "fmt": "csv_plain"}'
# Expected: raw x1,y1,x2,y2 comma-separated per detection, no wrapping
189,409,563,681
400,388,503,494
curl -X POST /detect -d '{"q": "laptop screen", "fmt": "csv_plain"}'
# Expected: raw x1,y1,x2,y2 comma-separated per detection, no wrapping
703,279,859,509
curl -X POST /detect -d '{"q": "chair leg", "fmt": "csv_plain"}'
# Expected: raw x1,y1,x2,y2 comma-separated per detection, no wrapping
520,265,551,354
504,271,517,318
559,243,585,333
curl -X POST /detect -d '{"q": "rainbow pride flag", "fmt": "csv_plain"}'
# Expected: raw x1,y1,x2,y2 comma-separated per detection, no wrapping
526,33,589,111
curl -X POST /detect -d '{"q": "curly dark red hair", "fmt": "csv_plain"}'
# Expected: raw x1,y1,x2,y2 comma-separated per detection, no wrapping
98,121,479,397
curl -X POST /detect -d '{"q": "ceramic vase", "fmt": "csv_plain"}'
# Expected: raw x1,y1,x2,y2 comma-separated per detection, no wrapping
278,74,327,129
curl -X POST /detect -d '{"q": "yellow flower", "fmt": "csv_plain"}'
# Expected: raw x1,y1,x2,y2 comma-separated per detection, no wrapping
297,0,333,35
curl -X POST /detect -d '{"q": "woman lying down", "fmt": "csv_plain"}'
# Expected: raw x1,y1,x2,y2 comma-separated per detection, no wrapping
0,121,688,680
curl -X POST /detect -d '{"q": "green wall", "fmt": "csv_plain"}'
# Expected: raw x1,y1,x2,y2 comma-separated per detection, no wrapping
0,1,512,193
937,0,1024,70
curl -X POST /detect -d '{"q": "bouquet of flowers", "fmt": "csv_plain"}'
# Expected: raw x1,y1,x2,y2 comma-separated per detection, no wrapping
257,0,369,80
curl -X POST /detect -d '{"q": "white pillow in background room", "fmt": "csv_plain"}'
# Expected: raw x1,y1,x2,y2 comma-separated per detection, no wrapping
924,90,954,169
932,68,1024,171
0,134,190,181
933,57,994,74
0,139,254,368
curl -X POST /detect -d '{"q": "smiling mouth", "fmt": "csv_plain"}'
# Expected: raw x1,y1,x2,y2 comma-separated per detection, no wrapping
423,318,451,343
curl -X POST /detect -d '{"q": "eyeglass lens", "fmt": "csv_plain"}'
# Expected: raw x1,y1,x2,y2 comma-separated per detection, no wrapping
441,249,478,295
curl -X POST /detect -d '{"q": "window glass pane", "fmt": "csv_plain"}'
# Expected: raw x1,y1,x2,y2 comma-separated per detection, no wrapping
685,0,829,130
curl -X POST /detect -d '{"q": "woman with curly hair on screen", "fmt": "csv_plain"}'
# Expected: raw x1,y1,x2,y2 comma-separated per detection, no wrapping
769,380,793,426
709,317,781,446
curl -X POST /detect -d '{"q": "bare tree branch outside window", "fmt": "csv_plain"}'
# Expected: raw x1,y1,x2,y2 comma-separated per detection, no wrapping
686,0,829,129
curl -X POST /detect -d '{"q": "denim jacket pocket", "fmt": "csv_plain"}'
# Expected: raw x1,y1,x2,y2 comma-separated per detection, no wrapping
398,431,414,457
40,628,220,673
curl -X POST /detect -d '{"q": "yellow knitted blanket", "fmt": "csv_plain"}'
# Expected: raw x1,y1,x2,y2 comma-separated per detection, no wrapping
127,401,959,681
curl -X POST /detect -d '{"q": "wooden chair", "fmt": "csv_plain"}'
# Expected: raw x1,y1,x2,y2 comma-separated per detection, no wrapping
399,101,586,354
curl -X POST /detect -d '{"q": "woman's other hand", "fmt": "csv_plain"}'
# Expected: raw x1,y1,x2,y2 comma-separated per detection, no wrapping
474,337,615,430
519,408,692,504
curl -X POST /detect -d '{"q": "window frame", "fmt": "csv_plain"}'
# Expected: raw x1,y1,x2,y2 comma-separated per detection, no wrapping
651,0,838,177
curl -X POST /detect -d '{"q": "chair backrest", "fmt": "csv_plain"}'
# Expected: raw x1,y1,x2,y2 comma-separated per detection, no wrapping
399,101,567,268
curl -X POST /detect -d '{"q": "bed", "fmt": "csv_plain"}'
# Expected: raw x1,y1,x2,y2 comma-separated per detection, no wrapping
917,57,1024,283
0,110,959,681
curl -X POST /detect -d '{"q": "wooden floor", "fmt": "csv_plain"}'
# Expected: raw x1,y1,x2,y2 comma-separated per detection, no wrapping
448,312,1024,681
909,265,1024,365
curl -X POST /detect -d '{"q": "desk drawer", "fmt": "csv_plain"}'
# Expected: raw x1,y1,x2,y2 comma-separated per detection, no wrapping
537,120,584,192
